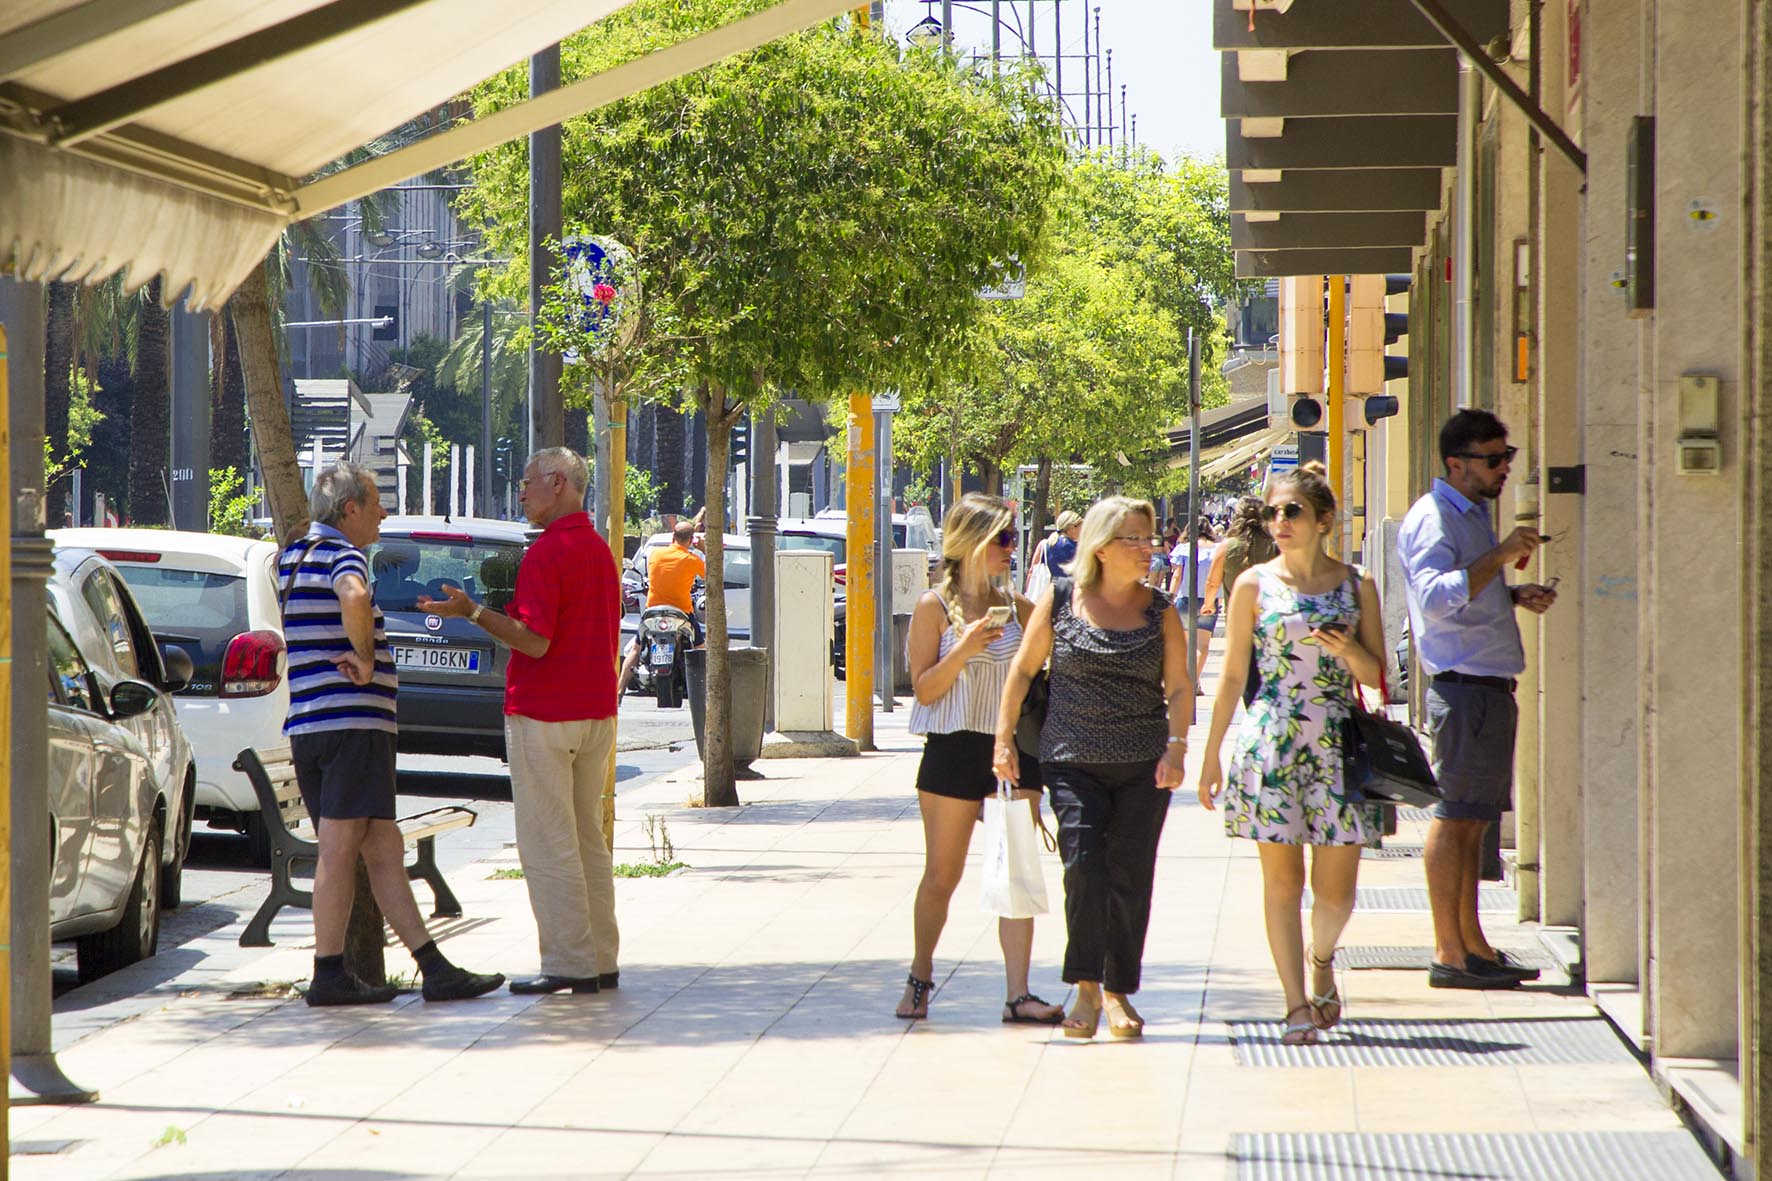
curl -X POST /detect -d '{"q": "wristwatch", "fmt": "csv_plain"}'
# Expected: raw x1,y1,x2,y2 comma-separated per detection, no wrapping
469,602,485,624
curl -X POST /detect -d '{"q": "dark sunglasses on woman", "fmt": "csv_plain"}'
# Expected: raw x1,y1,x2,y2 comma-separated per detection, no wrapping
1259,502,1307,523
995,528,1018,548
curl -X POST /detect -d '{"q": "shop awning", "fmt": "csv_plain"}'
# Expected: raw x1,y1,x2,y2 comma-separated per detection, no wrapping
0,0,859,307
1199,427,1290,482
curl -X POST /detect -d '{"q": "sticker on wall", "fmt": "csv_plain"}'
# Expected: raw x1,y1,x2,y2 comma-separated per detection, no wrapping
1687,199,1721,230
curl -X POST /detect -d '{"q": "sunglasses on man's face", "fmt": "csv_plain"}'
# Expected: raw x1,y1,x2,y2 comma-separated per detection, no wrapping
1453,445,1519,470
1259,501,1308,524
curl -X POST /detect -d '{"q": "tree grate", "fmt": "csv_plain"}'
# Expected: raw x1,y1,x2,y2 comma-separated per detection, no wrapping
1231,1131,1722,1180
1227,1016,1633,1068
1361,843,1425,859
1331,944,1557,972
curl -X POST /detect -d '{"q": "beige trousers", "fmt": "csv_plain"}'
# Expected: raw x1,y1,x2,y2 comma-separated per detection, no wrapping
505,713,619,978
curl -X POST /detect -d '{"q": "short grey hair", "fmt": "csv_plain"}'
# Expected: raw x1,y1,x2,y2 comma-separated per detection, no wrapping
310,461,381,525
528,447,589,496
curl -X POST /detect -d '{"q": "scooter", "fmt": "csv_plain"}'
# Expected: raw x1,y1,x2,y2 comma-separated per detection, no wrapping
638,605,695,708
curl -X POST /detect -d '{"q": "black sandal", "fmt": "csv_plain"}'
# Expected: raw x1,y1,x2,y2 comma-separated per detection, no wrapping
1002,992,1064,1025
897,973,934,1019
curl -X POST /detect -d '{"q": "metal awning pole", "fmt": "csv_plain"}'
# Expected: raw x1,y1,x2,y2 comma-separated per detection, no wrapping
1186,329,1200,688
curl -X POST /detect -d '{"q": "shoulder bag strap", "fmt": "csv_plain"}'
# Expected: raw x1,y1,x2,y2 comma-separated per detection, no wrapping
278,537,324,615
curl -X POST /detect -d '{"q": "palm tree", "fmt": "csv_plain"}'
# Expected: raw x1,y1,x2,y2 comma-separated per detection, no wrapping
128,277,170,525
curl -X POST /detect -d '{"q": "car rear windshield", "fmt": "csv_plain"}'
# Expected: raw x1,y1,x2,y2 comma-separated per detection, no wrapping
366,536,524,613
779,534,845,565
106,566,248,696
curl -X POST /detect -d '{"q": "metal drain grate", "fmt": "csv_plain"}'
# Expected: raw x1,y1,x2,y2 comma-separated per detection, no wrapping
1333,944,1557,972
1397,807,1436,823
1231,1132,1723,1180
1227,1016,1632,1068
1300,885,1516,912
1362,843,1424,859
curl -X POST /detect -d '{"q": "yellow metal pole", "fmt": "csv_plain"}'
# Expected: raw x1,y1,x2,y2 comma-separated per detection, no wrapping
845,390,876,751
0,324,14,1154
1326,275,1346,555
603,392,626,852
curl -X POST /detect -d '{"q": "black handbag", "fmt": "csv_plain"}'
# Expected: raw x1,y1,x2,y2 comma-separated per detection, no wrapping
1341,666,1442,809
1013,578,1069,760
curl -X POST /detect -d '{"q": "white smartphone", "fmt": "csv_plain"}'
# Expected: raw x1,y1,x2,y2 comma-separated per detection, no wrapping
985,605,1014,627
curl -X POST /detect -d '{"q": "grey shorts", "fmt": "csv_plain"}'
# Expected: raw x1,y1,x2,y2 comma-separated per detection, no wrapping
1424,681,1517,822
290,729,398,821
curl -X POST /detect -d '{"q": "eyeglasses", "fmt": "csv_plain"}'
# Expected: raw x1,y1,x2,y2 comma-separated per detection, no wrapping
517,473,561,492
1259,502,1308,523
1113,534,1155,548
1452,445,1519,469
994,528,1018,548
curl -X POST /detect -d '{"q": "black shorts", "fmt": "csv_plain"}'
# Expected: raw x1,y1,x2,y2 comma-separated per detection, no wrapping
915,730,1042,801
290,729,398,821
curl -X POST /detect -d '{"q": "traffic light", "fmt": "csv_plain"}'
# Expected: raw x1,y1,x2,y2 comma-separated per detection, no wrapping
493,436,513,484
1277,275,1327,434
1346,274,1405,426
731,425,749,465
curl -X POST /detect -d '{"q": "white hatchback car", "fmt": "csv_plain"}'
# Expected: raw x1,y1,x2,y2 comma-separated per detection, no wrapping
54,529,288,863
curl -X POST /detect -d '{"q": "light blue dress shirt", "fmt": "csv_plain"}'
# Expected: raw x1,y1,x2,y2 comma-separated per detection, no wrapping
1397,478,1526,678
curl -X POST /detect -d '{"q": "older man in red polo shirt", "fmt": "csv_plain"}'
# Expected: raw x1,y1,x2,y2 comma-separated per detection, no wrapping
420,446,621,994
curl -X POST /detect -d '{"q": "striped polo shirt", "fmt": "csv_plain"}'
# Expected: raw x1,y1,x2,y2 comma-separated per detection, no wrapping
279,523,398,736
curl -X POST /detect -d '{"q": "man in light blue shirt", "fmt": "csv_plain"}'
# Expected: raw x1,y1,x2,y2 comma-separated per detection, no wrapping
1398,409,1556,991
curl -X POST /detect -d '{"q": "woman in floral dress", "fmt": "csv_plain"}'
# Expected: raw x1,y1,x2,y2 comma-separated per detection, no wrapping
1195,462,1389,1045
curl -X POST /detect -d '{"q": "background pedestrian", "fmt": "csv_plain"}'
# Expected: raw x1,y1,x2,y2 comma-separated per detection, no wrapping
1194,462,1387,1044
994,496,1191,1040
898,494,1063,1025
1198,496,1278,704
1398,410,1555,991
422,447,624,996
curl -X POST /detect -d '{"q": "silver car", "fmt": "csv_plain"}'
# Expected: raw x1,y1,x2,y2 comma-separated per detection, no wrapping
46,604,168,982
50,548,197,907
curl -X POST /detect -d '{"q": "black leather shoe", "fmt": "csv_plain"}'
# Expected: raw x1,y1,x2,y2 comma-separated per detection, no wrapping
306,972,399,1007
510,974,599,995
422,965,506,1002
1428,959,1520,990
598,972,619,990
1475,951,1542,981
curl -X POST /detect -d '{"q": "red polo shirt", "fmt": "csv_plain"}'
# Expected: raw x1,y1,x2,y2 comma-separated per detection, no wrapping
504,512,620,721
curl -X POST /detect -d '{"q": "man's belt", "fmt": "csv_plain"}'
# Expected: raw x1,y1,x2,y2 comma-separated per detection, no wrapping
1433,671,1517,691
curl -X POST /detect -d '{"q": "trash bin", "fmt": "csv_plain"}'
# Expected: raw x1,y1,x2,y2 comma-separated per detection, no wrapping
686,647,768,772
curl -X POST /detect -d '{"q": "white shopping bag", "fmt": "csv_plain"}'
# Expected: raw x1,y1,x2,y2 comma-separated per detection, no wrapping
979,781,1050,918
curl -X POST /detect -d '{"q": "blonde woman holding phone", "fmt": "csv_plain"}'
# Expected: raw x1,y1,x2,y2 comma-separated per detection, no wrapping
994,497,1192,1040
898,494,1063,1026
1195,462,1387,1045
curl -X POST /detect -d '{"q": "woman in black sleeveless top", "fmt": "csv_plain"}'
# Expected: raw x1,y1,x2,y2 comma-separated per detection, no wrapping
993,497,1192,1039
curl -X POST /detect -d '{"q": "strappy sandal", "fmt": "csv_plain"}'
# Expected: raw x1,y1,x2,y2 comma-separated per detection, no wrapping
1307,945,1343,1030
896,973,933,1020
1003,993,1064,1025
1281,1004,1320,1046
1062,994,1102,1040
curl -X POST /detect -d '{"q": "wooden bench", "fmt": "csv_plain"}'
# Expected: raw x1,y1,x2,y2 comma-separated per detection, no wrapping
233,746,478,948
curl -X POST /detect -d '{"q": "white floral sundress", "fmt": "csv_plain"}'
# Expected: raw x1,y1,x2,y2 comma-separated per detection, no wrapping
1223,564,1381,847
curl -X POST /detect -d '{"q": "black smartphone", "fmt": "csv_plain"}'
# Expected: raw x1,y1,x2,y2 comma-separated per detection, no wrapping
1317,622,1349,636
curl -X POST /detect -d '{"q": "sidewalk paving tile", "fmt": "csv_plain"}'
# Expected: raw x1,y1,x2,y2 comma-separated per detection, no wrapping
8,666,1717,1180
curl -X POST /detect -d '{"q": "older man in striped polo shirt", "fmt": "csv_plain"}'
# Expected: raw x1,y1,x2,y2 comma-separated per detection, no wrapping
281,462,504,1007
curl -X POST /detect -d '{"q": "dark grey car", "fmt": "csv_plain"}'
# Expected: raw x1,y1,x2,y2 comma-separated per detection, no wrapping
367,516,531,759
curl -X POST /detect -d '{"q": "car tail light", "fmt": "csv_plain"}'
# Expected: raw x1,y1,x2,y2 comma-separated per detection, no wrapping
221,630,284,697
833,564,846,587
98,549,162,563
408,531,473,544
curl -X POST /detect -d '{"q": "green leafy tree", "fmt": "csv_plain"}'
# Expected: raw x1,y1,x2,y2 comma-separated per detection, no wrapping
208,467,261,536
462,1,1065,803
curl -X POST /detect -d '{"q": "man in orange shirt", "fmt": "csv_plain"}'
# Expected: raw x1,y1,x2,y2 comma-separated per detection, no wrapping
618,522,705,695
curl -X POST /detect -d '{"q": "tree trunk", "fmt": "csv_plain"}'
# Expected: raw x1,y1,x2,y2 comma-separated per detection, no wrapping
689,406,708,517
343,859,386,985
701,385,739,808
44,280,76,526
654,401,686,517
566,404,590,461
230,260,309,542
211,310,248,479
1029,456,1052,544
129,277,171,526
979,457,1003,496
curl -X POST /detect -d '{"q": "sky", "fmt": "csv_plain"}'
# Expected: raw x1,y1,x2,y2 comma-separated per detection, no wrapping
880,0,1224,163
